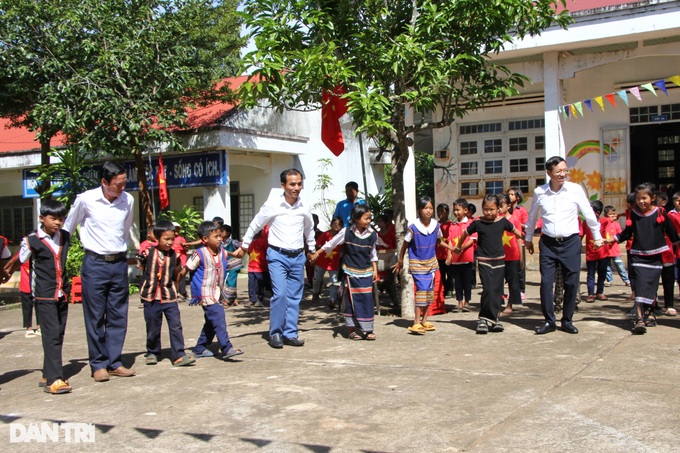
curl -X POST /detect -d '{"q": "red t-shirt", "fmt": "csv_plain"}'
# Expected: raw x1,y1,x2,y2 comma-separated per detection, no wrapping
436,220,453,260
448,219,475,263
606,221,623,258
172,236,188,266
377,224,396,250
315,230,342,271
502,214,521,261
511,205,529,228
248,234,269,273
582,217,608,261
668,210,680,259
139,240,158,256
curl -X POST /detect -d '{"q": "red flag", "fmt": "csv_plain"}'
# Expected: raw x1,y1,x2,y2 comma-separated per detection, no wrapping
321,86,348,156
157,153,169,209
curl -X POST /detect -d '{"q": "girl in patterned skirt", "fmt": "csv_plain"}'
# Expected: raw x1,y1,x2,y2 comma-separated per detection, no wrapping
393,197,456,335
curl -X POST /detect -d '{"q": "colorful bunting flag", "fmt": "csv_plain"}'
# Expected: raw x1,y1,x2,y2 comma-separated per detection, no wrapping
561,106,568,119
574,101,583,116
616,90,629,106
565,106,570,118
594,96,604,111
584,99,593,112
629,86,642,101
605,93,617,107
641,83,657,96
654,80,668,95
669,75,680,87
569,104,577,117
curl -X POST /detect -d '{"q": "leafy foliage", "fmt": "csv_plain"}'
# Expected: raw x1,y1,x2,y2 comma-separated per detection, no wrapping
311,158,337,226
33,146,98,210
160,205,204,240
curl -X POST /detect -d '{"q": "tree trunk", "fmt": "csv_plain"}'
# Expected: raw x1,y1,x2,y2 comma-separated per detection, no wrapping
392,137,414,320
36,134,51,200
134,147,155,228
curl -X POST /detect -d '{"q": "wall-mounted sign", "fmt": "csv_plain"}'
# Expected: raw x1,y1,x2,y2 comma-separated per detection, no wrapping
22,151,226,198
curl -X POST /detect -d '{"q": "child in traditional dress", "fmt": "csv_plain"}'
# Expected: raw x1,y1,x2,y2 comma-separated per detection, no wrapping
507,187,528,301
453,194,523,334
220,224,242,306
393,197,455,335
311,205,381,340
606,183,680,334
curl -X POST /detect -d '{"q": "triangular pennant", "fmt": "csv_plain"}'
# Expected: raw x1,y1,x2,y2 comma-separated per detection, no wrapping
616,90,629,106
570,104,578,117
561,106,568,119
584,99,593,112
669,75,680,87
641,83,657,96
654,80,668,95
594,96,605,111
629,86,642,101
565,105,570,118
574,101,584,116
605,93,617,107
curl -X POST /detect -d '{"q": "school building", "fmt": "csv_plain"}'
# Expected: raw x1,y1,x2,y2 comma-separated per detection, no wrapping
433,0,680,212
0,76,387,250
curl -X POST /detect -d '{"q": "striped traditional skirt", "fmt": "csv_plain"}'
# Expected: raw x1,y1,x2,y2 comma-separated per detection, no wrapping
630,254,662,305
343,265,375,333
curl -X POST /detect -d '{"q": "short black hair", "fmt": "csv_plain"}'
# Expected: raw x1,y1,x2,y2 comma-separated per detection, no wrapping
482,194,500,209
212,216,224,226
453,198,468,209
467,203,477,215
40,199,67,218
545,156,566,172
198,220,219,239
508,186,524,204
436,203,449,214
220,224,233,234
590,200,604,214
345,181,359,191
100,161,126,183
603,205,616,216
280,168,302,184
331,216,344,227
153,220,175,240
497,193,510,205
626,192,636,205
350,204,371,223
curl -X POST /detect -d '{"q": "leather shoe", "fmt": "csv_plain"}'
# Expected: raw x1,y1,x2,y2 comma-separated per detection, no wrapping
534,323,557,335
92,368,110,382
268,333,283,349
283,337,305,347
109,366,136,377
561,322,579,334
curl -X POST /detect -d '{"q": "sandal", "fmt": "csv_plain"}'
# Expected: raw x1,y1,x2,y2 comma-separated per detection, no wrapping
348,331,364,341
407,324,426,335
44,379,72,394
595,294,608,301
665,307,677,316
585,295,595,303
223,348,244,360
632,321,647,335
421,322,436,331
145,353,158,365
173,355,196,366
365,333,376,341
461,305,470,313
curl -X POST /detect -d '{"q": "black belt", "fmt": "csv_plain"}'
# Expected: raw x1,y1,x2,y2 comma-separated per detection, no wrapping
85,250,127,262
542,233,579,243
269,245,304,258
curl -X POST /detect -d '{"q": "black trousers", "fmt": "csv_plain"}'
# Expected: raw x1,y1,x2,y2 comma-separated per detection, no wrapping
437,259,454,294
144,301,186,361
539,234,581,325
36,298,68,385
661,264,675,308
504,260,521,306
21,291,38,328
478,259,505,321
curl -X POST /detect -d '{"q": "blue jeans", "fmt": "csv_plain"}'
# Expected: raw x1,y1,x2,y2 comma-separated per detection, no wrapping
605,257,630,284
267,247,306,339
587,258,609,295
81,254,129,372
195,303,232,354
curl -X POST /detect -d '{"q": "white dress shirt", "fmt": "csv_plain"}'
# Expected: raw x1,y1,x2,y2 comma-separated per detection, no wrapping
63,187,134,254
525,180,601,242
320,226,386,261
241,193,315,252
403,219,442,243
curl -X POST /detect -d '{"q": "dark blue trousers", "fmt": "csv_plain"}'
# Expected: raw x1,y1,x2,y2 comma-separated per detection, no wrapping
81,254,129,372
248,272,266,302
539,234,581,325
586,258,608,295
195,303,232,354
36,298,68,385
144,301,186,361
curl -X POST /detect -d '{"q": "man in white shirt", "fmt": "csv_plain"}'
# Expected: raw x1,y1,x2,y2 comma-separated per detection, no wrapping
64,162,135,382
526,156,604,335
234,169,316,348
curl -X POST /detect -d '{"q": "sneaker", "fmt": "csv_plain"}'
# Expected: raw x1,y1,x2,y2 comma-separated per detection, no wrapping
476,320,489,334
25,330,36,338
34,328,41,336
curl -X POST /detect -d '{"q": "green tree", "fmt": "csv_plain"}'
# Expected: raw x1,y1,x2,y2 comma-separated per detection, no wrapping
239,0,570,316
0,0,244,225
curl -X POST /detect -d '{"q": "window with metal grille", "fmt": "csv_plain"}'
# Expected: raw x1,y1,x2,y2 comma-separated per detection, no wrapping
630,106,659,123
460,161,478,175
0,198,33,244
484,139,502,153
485,160,503,174
535,136,545,150
485,181,504,194
535,157,545,172
239,194,255,230
509,179,530,194
508,118,545,130
509,158,529,173
509,137,528,152
461,182,479,196
459,122,502,135
460,141,478,155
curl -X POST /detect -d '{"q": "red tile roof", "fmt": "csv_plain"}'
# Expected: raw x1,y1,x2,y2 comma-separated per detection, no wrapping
559,0,643,13
0,76,247,154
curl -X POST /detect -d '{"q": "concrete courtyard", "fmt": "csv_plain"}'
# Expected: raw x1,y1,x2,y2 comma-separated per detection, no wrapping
0,269,678,452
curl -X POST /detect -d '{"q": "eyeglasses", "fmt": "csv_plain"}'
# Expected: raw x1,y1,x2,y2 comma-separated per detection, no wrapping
552,169,569,176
